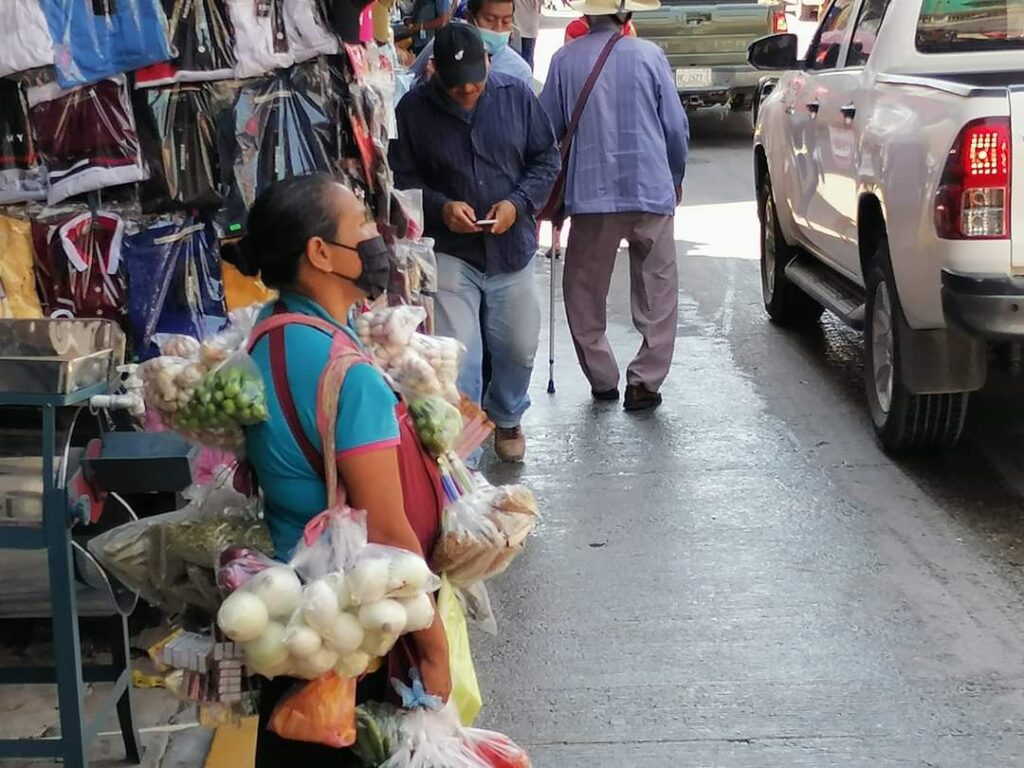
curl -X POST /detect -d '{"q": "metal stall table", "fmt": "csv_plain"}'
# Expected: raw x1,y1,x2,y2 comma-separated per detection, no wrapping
0,319,140,767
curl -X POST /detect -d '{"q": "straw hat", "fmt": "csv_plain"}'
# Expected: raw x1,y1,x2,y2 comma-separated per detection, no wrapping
571,0,660,14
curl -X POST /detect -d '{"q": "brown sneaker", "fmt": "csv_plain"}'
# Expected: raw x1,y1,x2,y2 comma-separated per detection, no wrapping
495,426,526,463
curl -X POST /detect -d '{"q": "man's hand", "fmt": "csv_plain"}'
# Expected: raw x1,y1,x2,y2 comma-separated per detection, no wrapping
676,185,684,206
484,200,517,236
442,201,481,234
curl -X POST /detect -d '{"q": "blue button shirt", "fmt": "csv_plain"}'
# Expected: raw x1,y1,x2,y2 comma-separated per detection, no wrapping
540,20,690,217
390,72,560,275
410,26,533,86
246,294,400,559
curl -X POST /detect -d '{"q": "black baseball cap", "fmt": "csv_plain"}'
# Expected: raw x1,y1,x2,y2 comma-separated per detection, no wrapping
433,24,487,88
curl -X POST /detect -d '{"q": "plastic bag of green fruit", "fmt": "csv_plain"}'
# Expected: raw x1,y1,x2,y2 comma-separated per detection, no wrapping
409,396,464,456
170,351,268,448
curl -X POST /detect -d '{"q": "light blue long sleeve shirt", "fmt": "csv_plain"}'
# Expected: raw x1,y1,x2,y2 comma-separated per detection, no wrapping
410,23,534,85
540,19,690,217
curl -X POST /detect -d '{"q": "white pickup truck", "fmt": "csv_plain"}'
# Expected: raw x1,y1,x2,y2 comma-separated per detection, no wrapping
749,0,1024,452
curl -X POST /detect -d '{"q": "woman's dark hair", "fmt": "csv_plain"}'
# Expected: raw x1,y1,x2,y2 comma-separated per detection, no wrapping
226,173,342,289
467,0,513,19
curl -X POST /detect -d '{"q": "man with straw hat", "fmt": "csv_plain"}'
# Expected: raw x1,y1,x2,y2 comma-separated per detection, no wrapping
540,0,689,412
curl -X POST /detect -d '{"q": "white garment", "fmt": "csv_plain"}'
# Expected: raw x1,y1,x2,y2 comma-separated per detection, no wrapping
283,0,341,62
229,0,295,78
0,0,56,77
513,0,541,38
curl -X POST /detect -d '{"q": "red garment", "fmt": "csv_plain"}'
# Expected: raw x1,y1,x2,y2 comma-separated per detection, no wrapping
31,212,127,324
565,16,636,43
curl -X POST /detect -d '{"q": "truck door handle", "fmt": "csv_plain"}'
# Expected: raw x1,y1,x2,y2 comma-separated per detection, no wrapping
840,103,857,120
806,100,820,116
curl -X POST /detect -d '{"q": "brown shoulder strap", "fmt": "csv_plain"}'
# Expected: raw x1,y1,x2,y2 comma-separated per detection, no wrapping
560,33,623,158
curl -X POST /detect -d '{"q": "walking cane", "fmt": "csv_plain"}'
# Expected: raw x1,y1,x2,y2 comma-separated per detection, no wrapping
547,223,561,395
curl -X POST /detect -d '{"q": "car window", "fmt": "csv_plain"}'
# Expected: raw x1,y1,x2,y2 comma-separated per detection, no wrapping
808,0,857,71
846,0,891,66
917,0,1024,53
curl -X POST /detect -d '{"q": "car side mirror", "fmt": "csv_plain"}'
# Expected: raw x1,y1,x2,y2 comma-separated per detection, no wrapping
748,33,801,71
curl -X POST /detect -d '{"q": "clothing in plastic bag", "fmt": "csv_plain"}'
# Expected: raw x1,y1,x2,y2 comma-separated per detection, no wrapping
27,77,146,206
40,0,173,89
229,0,295,78
0,0,55,77
0,215,44,320
136,0,238,87
0,80,47,204
223,61,337,226
31,211,127,324
284,0,341,62
135,83,223,212
124,218,227,360
439,576,482,727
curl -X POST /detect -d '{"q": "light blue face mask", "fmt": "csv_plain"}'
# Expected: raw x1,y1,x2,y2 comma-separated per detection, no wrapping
476,26,511,54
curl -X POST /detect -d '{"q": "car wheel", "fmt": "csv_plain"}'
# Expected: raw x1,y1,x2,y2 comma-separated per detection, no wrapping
758,177,823,325
864,241,969,452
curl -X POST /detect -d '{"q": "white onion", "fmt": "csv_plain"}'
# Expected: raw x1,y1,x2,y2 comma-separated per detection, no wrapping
248,567,303,619
335,651,372,679
324,572,352,610
243,622,289,672
387,555,433,598
324,612,365,655
399,593,435,632
347,558,389,605
295,647,339,679
302,580,340,633
284,624,322,659
217,591,269,643
360,630,399,658
358,599,407,635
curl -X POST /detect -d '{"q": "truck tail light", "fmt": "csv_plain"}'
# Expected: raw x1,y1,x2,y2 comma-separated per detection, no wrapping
772,9,788,33
935,117,1011,239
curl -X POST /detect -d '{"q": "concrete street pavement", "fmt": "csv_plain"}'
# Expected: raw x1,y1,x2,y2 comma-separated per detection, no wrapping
473,106,1024,766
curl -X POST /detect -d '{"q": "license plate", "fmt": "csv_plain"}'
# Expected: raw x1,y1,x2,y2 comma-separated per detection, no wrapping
676,68,713,89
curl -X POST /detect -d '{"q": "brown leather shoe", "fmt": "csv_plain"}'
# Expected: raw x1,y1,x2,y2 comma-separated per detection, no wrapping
624,384,663,412
495,426,526,463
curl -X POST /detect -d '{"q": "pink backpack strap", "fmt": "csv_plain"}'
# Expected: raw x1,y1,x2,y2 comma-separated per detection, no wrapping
247,304,374,506
248,311,347,351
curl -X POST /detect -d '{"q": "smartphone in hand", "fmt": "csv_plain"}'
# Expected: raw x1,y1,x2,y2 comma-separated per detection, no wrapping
476,219,497,227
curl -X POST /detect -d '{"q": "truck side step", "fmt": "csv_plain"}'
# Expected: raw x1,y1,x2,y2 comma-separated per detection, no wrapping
785,254,866,329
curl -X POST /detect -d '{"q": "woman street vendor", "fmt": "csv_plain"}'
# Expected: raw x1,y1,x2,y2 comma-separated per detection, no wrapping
228,174,451,766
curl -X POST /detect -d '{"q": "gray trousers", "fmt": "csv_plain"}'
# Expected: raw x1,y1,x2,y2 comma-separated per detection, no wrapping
563,211,679,392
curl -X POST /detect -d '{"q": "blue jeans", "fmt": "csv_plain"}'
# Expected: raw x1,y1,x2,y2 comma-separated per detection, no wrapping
435,254,540,429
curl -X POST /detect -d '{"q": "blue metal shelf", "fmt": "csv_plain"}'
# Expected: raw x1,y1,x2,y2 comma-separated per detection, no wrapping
0,395,140,768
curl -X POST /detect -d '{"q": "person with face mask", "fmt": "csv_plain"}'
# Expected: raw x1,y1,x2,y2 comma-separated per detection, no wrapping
409,0,532,85
226,174,451,766
390,25,559,464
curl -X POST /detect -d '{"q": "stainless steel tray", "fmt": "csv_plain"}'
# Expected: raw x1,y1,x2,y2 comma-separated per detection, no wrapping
0,319,125,395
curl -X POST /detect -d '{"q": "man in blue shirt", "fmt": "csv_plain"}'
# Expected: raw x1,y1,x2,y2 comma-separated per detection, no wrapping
410,0,533,85
390,25,559,463
541,0,689,412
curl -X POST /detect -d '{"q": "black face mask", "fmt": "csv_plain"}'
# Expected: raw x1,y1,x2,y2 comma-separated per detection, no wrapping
325,235,391,299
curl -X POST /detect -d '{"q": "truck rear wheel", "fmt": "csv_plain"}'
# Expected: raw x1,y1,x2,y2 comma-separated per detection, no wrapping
864,244,969,452
759,178,823,326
